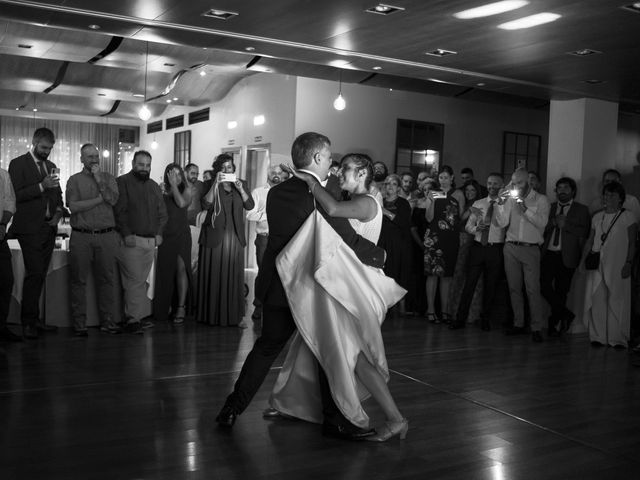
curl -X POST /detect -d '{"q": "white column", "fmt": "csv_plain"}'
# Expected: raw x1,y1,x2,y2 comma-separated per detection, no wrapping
546,98,618,203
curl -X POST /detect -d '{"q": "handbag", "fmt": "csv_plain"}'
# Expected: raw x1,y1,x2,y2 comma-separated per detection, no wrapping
584,208,625,270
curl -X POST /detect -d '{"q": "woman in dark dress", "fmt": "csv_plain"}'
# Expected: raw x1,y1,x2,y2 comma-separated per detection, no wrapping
424,166,464,323
379,173,412,314
154,164,193,324
410,176,437,316
197,154,254,326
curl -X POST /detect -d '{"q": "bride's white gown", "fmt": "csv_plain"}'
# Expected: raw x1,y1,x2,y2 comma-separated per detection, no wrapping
270,195,406,428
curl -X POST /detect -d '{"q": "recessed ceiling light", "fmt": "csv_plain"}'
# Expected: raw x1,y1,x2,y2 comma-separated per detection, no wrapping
425,48,457,57
88,24,101,30
454,1,529,19
166,99,172,103
173,97,178,101
372,66,382,70
477,82,486,86
164,63,176,67
202,9,238,20
247,64,271,73
33,108,38,112
365,4,405,15
18,44,32,49
200,71,207,77
497,12,561,30
15,107,19,110
132,93,145,98
245,46,256,52
253,115,265,126
583,79,605,84
227,120,238,129
389,88,393,91
567,49,602,56
621,3,640,13
329,59,351,68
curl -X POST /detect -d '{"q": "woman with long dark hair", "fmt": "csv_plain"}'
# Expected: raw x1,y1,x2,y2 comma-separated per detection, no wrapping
153,163,193,324
197,154,254,326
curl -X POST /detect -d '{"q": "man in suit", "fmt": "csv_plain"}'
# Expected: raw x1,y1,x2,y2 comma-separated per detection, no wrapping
541,177,590,336
8,127,63,339
216,132,385,439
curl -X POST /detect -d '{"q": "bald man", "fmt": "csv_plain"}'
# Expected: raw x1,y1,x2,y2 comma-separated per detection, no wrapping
495,167,550,343
66,143,121,336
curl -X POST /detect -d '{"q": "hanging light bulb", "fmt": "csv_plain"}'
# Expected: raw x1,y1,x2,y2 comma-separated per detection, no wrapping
151,140,158,150
138,105,151,121
333,70,346,111
102,149,110,158
138,42,151,121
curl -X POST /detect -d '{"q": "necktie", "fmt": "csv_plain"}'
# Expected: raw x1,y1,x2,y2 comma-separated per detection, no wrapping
552,204,567,246
37,160,47,180
480,200,495,246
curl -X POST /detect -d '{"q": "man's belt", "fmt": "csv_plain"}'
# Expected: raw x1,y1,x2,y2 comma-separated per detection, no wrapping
474,241,504,247
507,240,539,247
72,227,115,235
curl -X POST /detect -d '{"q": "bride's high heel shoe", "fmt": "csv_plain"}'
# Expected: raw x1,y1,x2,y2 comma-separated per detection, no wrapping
365,418,408,442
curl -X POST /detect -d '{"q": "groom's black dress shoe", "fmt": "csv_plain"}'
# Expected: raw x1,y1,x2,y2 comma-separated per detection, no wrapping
215,405,238,428
322,422,376,441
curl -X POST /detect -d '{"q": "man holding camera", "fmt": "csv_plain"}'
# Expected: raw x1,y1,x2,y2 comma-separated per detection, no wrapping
495,167,550,343
8,127,63,339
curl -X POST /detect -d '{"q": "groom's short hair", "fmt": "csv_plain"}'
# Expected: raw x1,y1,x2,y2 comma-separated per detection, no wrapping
291,132,331,169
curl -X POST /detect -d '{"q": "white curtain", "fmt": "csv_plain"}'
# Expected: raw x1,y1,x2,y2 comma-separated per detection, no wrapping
0,116,134,193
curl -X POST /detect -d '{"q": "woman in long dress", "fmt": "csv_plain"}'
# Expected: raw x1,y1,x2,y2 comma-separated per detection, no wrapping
274,155,408,442
196,154,254,326
153,164,193,324
582,181,636,348
448,180,484,325
424,166,464,324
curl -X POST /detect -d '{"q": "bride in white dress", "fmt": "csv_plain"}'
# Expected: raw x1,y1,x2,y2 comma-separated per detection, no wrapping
272,154,408,442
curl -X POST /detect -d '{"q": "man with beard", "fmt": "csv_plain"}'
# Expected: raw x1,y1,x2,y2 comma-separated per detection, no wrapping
66,144,121,336
184,163,204,226
398,172,416,208
371,161,388,204
246,165,284,320
114,150,167,334
541,177,590,336
8,127,63,339
450,173,508,331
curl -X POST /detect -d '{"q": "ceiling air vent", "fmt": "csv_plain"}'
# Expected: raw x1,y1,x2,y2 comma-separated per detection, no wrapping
166,115,185,130
567,49,601,56
189,108,210,125
425,49,457,57
365,4,405,15
146,121,162,134
202,9,238,20
118,127,139,144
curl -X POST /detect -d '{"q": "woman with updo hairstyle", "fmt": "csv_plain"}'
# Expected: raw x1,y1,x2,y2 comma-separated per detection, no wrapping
423,165,464,324
197,153,254,326
153,163,194,325
583,181,637,348
378,172,413,315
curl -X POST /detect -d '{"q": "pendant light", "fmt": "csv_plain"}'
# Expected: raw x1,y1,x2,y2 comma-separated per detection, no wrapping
138,42,151,121
333,70,346,111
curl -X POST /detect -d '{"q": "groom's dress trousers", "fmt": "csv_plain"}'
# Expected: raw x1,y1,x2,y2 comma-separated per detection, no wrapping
225,175,385,420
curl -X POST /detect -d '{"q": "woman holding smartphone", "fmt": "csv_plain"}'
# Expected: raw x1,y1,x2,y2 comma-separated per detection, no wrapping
197,154,254,326
423,166,464,324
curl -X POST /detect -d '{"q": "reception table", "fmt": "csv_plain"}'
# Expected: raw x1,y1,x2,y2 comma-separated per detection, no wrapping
8,238,155,328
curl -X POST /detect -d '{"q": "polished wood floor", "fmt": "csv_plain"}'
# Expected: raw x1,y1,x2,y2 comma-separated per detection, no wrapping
1,312,639,480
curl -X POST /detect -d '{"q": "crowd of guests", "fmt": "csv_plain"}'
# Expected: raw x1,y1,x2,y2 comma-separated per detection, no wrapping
1,127,639,358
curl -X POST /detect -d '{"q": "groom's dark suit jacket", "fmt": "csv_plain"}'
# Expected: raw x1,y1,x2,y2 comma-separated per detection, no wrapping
255,175,385,308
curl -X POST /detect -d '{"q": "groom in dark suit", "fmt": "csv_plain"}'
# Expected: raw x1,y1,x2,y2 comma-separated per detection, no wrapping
216,132,385,439
8,127,63,339
541,177,590,335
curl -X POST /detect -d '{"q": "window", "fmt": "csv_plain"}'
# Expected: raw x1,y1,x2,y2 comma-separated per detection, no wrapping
395,119,444,176
174,130,191,167
502,131,541,176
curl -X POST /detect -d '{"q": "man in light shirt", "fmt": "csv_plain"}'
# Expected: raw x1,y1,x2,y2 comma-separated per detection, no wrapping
450,173,507,331
0,166,21,342
246,165,284,320
496,167,550,343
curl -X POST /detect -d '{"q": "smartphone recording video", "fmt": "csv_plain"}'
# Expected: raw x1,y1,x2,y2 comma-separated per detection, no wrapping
219,173,237,183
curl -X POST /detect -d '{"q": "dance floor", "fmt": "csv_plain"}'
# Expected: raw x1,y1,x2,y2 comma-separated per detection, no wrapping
1,313,639,480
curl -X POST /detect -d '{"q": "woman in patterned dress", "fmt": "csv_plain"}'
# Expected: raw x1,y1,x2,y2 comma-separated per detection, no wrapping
424,166,464,323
